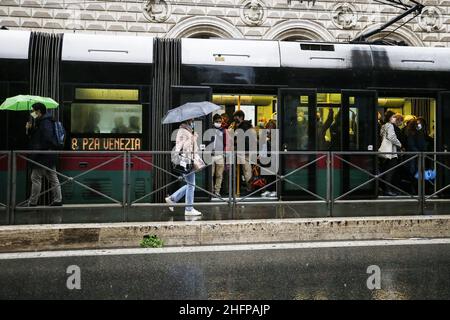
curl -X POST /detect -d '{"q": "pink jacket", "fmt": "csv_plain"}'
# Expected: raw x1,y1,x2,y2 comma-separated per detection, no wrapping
174,123,201,162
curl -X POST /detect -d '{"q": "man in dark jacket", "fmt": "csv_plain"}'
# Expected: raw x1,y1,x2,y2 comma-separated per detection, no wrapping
26,103,62,207
233,110,255,191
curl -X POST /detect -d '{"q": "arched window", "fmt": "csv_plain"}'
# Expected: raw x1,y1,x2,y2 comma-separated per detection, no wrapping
263,20,335,42
166,17,243,39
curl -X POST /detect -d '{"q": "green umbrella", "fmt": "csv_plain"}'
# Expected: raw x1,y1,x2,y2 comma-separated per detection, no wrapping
0,95,59,111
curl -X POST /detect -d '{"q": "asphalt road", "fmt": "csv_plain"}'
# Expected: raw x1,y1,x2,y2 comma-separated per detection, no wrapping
0,239,449,300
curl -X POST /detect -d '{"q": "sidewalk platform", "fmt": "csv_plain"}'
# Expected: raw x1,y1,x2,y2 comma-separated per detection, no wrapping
0,215,449,253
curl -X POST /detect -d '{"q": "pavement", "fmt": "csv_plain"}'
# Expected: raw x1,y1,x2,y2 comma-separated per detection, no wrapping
0,239,449,300
2,200,449,225
1,215,449,252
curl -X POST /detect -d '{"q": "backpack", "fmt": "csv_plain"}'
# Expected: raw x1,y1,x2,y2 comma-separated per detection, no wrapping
53,120,66,149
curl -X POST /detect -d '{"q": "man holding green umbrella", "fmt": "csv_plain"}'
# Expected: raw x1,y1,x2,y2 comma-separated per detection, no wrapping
1,95,62,207
25,102,62,207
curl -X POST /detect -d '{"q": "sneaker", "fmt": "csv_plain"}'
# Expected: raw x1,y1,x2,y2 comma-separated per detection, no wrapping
165,196,174,212
28,203,37,207
185,208,202,216
50,202,63,207
269,191,277,197
214,192,221,198
261,191,270,197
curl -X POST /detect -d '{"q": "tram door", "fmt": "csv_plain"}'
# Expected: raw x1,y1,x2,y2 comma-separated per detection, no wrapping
278,89,317,200
340,90,377,199
171,86,212,201
437,92,450,198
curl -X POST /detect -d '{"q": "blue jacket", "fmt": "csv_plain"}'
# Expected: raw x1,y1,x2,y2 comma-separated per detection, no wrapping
29,114,57,168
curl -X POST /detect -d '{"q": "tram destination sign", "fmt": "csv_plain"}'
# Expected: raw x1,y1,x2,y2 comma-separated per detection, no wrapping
71,138,142,151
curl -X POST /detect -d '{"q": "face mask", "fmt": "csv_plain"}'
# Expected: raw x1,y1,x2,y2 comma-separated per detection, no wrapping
417,124,423,130
214,122,221,129
30,111,38,119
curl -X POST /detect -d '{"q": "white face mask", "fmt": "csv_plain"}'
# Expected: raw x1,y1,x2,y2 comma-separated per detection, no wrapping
30,111,38,119
214,122,222,129
417,124,423,130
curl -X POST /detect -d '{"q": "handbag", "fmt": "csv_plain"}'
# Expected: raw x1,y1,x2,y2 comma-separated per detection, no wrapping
378,135,393,159
171,151,192,174
415,169,436,181
249,165,267,189
193,157,206,171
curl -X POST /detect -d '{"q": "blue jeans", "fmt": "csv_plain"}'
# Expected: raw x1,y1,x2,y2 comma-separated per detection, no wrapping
170,172,195,211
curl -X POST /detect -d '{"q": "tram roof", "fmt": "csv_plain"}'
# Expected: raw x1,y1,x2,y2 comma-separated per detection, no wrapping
0,30,30,59
62,33,153,64
2,30,450,72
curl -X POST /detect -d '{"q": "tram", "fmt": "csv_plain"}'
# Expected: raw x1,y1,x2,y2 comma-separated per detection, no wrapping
1,29,450,204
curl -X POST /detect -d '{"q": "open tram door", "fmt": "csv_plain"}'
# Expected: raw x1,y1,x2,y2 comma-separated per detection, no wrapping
436,92,450,198
170,85,212,201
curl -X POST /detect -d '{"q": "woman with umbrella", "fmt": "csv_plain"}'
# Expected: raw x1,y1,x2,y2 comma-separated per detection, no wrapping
165,118,203,216
162,101,220,216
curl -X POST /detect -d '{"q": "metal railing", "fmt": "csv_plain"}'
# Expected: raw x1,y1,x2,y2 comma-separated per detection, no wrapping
0,150,449,224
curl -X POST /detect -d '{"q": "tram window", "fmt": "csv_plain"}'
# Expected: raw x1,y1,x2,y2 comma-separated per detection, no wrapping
283,95,309,151
316,93,342,151
71,103,143,134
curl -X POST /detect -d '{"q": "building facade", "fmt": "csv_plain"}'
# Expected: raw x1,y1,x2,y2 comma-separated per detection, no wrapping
0,0,449,46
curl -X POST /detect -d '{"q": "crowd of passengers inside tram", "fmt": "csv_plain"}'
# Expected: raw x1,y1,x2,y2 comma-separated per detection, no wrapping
377,111,435,196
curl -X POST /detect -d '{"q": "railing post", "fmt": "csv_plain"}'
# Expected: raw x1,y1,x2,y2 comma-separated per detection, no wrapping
232,150,237,219
122,151,128,222
329,152,334,217
10,151,17,225
6,152,11,225
228,151,232,209
326,152,331,217
422,152,426,215
418,152,424,215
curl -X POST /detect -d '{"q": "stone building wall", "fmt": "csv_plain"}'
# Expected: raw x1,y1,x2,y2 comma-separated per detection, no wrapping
0,0,449,46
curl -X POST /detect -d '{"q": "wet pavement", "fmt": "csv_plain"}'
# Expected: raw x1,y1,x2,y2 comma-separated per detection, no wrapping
2,200,449,225
0,240,449,300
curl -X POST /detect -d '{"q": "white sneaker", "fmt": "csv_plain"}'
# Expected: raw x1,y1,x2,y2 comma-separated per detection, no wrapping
185,208,202,216
261,191,270,197
165,196,174,212
269,191,277,197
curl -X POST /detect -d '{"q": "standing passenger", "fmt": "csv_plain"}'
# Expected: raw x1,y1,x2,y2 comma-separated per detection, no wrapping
379,111,402,196
211,114,227,197
233,110,255,192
